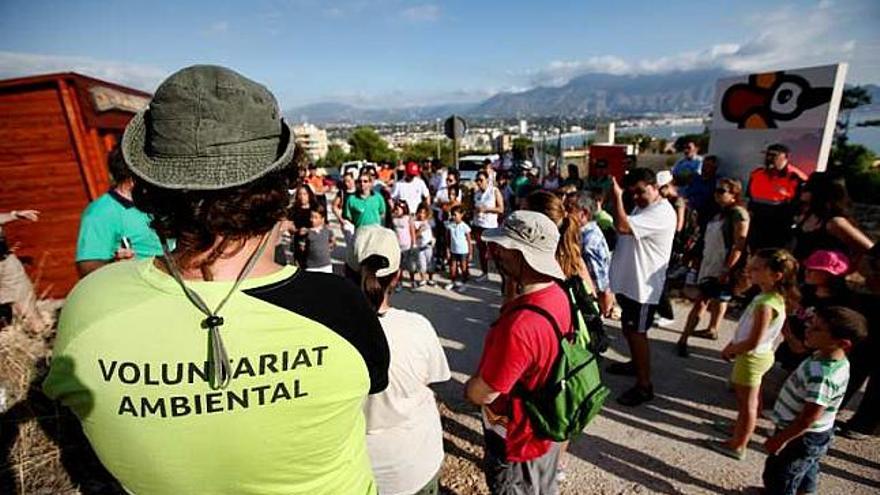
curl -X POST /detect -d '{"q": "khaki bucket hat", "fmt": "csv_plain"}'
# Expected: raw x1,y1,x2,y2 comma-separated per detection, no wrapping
122,65,295,190
481,210,565,280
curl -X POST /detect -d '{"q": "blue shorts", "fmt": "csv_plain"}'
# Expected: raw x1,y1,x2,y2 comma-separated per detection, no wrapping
616,293,657,333
763,428,832,495
698,277,733,302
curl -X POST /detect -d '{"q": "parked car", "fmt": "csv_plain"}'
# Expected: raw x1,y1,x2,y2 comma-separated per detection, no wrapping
457,154,499,183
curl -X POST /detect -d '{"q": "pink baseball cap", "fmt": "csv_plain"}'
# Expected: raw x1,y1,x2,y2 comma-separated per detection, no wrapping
804,250,851,276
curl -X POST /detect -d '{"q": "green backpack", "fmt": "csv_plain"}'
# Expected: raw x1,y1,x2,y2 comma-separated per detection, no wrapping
512,278,610,441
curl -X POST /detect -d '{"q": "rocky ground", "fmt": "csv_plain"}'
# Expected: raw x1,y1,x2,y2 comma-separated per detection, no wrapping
390,274,880,495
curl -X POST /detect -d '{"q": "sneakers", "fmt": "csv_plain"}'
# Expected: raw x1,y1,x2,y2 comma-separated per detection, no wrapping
474,273,489,282
606,361,637,376
616,385,654,406
443,282,455,291
555,468,567,483
426,280,436,287
654,317,675,328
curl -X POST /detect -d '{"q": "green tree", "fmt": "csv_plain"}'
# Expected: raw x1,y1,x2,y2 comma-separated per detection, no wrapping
316,143,348,169
400,140,454,166
347,126,397,163
836,86,873,147
830,143,879,204
512,136,532,162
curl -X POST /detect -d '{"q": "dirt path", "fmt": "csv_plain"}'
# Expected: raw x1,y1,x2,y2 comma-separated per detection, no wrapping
388,273,880,495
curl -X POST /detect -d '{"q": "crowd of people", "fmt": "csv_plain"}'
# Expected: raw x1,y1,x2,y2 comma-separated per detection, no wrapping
1,64,876,494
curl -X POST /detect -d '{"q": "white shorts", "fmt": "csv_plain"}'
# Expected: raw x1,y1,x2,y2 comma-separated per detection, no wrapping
416,246,434,273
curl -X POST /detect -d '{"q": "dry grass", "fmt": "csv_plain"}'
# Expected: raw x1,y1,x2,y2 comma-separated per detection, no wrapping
0,301,120,495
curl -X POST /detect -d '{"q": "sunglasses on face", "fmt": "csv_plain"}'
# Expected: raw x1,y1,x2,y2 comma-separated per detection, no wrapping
715,188,730,194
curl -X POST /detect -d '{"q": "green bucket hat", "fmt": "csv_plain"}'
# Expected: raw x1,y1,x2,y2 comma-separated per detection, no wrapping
122,65,295,190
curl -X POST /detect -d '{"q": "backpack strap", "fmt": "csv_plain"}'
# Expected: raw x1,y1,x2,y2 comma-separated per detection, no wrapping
508,303,566,341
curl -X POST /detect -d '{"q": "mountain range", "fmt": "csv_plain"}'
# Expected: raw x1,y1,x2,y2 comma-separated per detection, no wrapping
285,70,880,124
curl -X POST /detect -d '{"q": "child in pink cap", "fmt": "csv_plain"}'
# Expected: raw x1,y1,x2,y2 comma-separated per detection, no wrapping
778,250,852,373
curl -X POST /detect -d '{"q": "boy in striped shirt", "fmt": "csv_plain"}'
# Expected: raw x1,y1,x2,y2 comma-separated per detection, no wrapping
763,306,868,495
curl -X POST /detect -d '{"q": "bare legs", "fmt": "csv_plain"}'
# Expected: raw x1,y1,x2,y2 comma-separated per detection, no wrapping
728,384,760,451
624,329,652,389
473,228,490,276
678,298,727,355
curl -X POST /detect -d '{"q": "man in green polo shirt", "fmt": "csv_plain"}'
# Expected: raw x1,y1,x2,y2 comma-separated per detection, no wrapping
343,173,386,227
44,65,389,495
75,149,164,277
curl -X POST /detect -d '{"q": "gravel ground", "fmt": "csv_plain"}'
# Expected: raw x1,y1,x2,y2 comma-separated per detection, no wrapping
387,272,880,495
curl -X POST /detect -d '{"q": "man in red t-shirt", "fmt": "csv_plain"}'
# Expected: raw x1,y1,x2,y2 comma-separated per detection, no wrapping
465,210,570,493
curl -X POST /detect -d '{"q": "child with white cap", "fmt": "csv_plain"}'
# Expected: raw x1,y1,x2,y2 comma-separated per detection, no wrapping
355,226,451,495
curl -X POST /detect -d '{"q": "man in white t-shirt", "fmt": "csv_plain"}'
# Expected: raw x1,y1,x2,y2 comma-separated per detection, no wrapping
392,162,431,214
607,167,677,407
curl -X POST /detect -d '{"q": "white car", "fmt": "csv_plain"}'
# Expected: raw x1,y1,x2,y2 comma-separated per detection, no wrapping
341,160,377,179
457,154,499,183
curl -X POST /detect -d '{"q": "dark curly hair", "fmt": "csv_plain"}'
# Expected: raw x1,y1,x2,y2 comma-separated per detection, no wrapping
132,167,292,279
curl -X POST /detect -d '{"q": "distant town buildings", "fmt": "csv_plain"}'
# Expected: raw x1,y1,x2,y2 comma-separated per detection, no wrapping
293,123,329,160
494,134,512,153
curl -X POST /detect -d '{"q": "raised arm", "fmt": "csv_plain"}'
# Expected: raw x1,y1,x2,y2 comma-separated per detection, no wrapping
610,177,633,235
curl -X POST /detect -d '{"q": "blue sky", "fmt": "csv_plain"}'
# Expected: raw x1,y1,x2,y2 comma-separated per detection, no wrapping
1,0,877,108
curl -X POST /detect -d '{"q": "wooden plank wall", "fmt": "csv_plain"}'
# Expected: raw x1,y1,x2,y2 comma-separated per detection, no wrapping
0,84,91,298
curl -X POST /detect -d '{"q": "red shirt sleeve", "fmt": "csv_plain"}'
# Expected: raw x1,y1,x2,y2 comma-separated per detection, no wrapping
477,311,535,394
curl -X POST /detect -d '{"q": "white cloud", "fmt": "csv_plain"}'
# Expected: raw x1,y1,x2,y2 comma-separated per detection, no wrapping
527,1,865,87
401,4,440,22
302,85,495,108
0,51,168,91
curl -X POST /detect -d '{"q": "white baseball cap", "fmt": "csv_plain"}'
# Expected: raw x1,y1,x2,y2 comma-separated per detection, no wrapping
656,170,673,187
348,225,401,277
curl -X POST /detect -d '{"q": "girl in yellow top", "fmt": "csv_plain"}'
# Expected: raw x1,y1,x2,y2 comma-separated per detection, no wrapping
707,249,799,460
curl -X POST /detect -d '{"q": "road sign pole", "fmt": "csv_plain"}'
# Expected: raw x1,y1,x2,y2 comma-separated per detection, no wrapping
444,114,467,170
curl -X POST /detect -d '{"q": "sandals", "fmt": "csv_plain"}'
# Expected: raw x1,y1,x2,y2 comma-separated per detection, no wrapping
676,340,690,358
711,420,732,435
692,329,719,340
703,439,745,460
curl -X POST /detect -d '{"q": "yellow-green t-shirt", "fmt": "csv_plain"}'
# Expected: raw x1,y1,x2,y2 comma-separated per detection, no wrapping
43,259,389,494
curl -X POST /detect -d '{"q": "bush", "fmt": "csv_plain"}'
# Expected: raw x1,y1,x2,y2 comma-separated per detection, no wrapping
831,143,880,204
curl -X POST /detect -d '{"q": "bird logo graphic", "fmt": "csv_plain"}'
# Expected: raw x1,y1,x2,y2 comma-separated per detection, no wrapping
720,71,833,129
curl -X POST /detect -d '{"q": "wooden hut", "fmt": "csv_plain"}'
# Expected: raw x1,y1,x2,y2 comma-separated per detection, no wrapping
0,72,151,298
